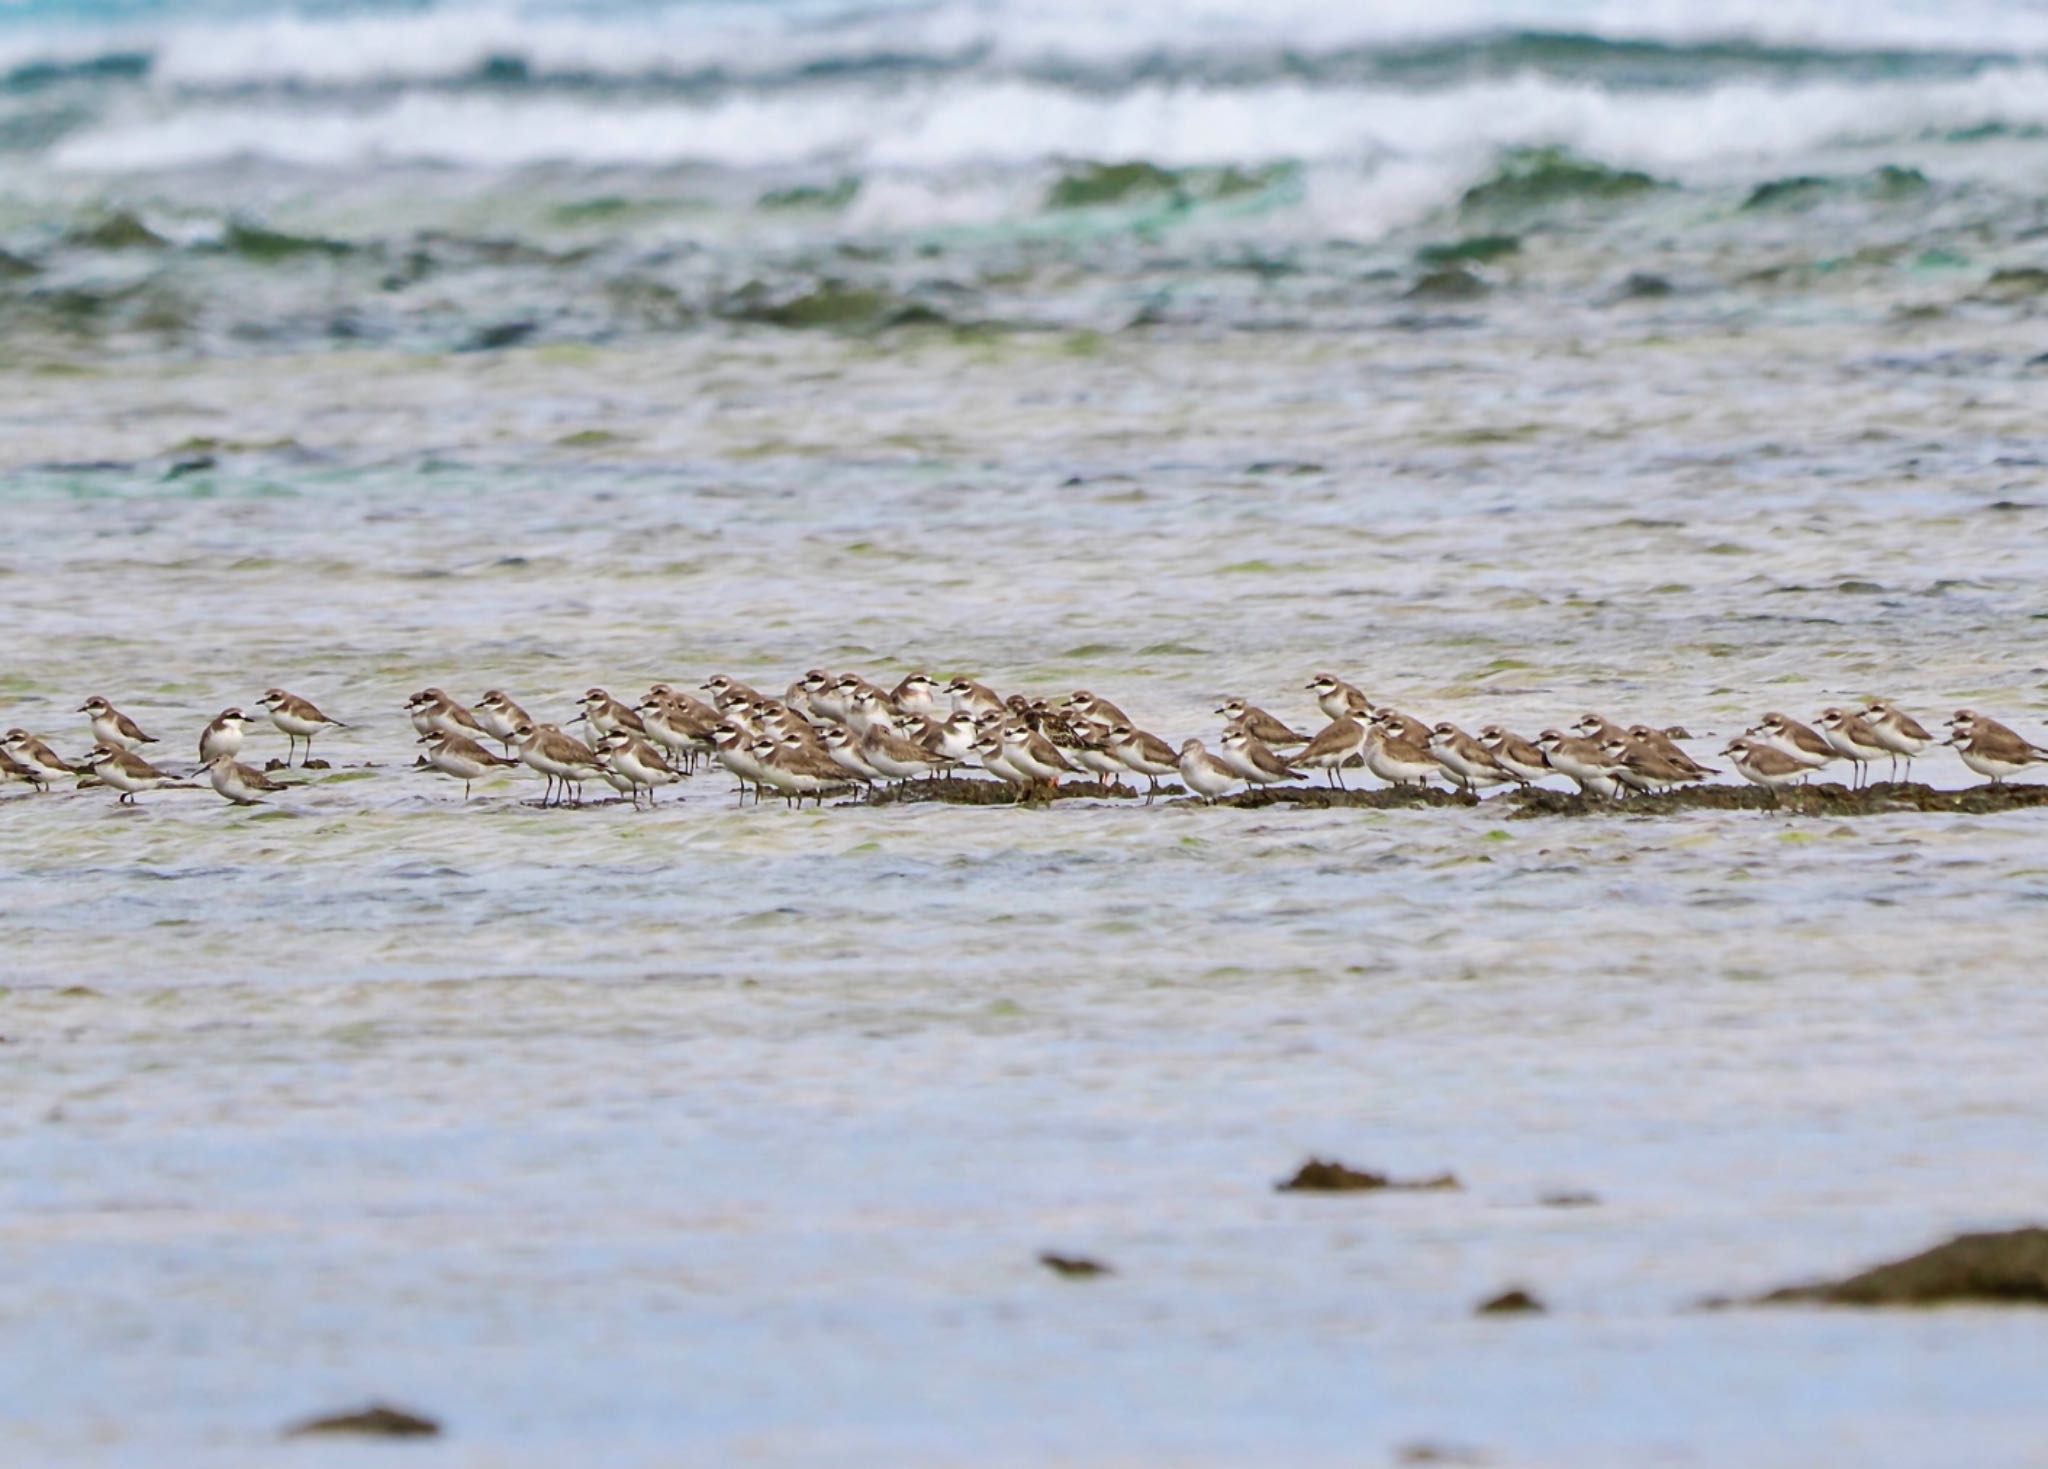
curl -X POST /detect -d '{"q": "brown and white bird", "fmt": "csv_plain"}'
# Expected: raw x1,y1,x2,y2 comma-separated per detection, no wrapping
473,690,533,753
1722,738,1811,800
1816,707,1889,789
1287,716,1368,788
1001,723,1078,794
596,730,681,806
892,672,943,717
257,688,345,766
1478,726,1552,786
83,744,190,804
1364,717,1442,787
576,688,647,739
1945,711,2048,785
408,688,487,741
1861,699,1934,780
418,731,521,801
79,696,157,752
1107,722,1181,801
945,676,1005,718
1626,725,1716,780
701,674,768,711
204,753,289,806
1603,738,1716,796
1533,730,1624,800
1747,712,1835,773
1176,738,1243,804
1428,722,1513,795
3,729,80,791
1215,698,1306,747
511,721,602,806
1218,727,1304,788
863,725,951,783
198,708,249,765
1065,689,1133,730
1305,674,1373,722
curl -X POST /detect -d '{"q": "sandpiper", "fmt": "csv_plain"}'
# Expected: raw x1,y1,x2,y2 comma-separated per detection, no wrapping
1305,674,1373,722
418,731,520,801
204,753,288,806
79,696,157,752
511,721,601,806
1945,712,2048,785
1286,716,1367,788
199,708,249,765
1721,738,1810,802
257,688,345,766
1215,698,1306,747
1428,722,1513,795
1816,707,1889,789
1861,699,1933,780
1176,738,1243,804
3,730,79,792
83,744,189,804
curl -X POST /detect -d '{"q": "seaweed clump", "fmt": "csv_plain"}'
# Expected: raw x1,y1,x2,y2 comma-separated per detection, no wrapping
1460,148,1658,218
284,1404,441,1438
1276,1158,1461,1193
1753,1227,2048,1307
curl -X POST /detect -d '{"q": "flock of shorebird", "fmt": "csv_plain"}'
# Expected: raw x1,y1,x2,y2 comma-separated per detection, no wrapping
4,672,2046,810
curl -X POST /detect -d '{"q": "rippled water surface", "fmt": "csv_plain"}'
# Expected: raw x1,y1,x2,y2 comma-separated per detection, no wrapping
5,0,2048,1463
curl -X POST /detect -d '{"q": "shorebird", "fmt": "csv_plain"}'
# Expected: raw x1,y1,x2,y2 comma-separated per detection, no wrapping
203,753,288,806
79,696,156,752
864,724,951,783
1306,674,1372,722
1862,699,1933,780
1603,738,1716,796
408,688,487,742
198,708,249,765
596,729,681,807
1063,721,1131,789
1106,722,1180,801
1946,711,2048,785
1626,725,1715,780
257,688,345,766
1219,728,1303,787
702,674,767,711
3,730,79,792
1748,712,1835,774
946,677,1004,718
1534,730,1624,800
1428,722,1513,795
1215,698,1306,747
418,731,520,800
1065,690,1133,729
893,672,942,717
511,721,601,806
83,744,189,804
1478,726,1552,786
1287,716,1368,788
1816,707,1888,789
576,688,647,739
1722,738,1810,802
1176,738,1243,804
1364,718,1441,787
822,725,883,788
473,690,533,753
1002,724,1078,797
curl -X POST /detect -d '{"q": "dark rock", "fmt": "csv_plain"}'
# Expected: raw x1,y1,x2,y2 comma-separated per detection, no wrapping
1407,267,1489,301
1476,1288,1546,1315
1039,1252,1113,1278
1539,1191,1600,1208
1276,1158,1460,1193
284,1403,440,1438
65,210,167,250
1755,1227,2048,1306
461,320,539,352
1613,271,1674,300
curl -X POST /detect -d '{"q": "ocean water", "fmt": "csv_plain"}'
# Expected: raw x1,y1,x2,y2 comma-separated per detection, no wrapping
3,1,2048,1465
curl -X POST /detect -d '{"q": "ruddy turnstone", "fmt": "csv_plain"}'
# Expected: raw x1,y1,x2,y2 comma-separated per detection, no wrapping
256,688,345,766
418,731,520,800
204,753,288,806
1176,738,1243,804
1215,698,1307,747
79,696,157,752
1287,716,1368,788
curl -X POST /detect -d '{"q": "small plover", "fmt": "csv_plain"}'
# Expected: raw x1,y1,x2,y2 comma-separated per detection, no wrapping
3,729,80,791
1176,738,1243,804
821,726,883,786
1428,722,1513,795
511,721,602,806
1721,738,1810,801
577,688,647,738
1364,720,1442,787
204,753,288,806
83,744,189,804
596,730,681,806
1066,690,1133,729
1215,698,1306,747
1219,728,1304,787
419,731,520,801
474,690,534,752
701,674,768,711
1285,716,1367,788
945,676,1005,718
1372,707,1435,749
1945,712,2048,785
1305,674,1373,722
1478,726,1552,786
1861,699,1933,779
408,689,487,741
257,688,345,766
892,672,942,717
1603,738,1714,796
199,708,249,765
1626,725,1715,780
1001,723,1079,796
79,696,157,752
1816,707,1889,788
1106,722,1181,801
1533,730,1623,800
864,725,951,783
1747,712,1835,772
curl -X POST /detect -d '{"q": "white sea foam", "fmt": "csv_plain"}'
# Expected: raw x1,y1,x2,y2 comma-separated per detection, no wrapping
50,66,2048,179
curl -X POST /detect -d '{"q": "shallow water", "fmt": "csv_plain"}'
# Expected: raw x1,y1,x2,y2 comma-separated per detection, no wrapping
5,0,2048,1463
